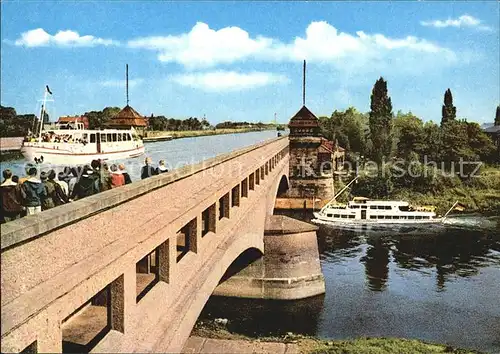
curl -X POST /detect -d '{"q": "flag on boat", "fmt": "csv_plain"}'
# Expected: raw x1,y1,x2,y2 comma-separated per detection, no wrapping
454,202,466,211
46,85,52,95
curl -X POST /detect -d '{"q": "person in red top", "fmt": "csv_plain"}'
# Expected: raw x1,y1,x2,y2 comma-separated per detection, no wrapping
109,164,125,188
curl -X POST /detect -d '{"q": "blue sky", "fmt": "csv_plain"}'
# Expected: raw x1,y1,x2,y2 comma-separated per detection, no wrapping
1,1,499,124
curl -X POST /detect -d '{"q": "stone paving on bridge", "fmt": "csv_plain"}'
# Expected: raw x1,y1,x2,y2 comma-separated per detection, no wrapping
182,336,300,354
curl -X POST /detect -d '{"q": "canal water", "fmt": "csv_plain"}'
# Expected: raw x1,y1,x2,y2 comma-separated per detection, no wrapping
198,212,500,354
0,130,280,181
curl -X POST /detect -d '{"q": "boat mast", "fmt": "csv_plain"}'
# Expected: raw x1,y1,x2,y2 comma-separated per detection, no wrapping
38,87,49,141
319,175,359,213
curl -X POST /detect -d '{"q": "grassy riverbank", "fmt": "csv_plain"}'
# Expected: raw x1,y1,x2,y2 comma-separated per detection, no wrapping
343,165,500,215
192,320,481,353
144,127,274,140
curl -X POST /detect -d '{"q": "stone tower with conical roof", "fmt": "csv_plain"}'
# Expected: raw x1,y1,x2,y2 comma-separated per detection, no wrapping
283,60,335,202
287,105,334,201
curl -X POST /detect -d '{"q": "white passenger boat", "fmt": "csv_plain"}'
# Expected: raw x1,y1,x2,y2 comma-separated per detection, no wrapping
313,197,442,225
312,177,462,226
21,86,145,165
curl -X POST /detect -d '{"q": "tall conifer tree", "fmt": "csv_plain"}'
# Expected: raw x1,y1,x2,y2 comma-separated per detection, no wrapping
495,105,500,126
441,88,456,126
369,77,393,164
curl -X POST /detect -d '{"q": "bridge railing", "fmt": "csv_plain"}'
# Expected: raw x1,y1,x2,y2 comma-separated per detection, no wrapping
1,136,289,353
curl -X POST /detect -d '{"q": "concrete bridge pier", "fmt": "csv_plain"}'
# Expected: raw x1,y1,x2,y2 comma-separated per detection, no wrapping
213,215,325,300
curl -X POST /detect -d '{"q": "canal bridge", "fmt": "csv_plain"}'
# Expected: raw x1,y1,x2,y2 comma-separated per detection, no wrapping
0,137,298,353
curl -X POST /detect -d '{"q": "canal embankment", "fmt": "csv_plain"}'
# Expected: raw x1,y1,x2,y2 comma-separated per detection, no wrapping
188,321,483,353
143,127,276,141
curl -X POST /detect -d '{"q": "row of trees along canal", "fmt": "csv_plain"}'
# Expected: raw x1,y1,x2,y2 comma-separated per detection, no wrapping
0,105,282,136
319,77,500,214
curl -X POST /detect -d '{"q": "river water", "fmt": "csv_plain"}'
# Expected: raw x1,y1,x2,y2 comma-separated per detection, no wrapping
3,131,499,352
199,211,500,353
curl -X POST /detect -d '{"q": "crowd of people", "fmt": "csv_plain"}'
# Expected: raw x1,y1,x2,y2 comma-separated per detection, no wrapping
0,157,169,224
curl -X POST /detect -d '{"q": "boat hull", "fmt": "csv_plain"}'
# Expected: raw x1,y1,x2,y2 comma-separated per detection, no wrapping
312,213,443,226
21,145,145,165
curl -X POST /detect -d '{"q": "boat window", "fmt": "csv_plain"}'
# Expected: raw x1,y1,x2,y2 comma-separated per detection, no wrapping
378,215,384,219
400,216,407,219
327,214,332,217
341,215,347,218
112,133,117,142
117,134,122,142
122,133,127,141
377,206,385,209
349,215,355,219
370,206,377,209
384,215,391,219
416,216,422,219
361,206,367,209
423,216,430,219
392,216,399,219
101,134,107,142
333,214,340,218
408,215,415,219
107,133,112,142
385,206,392,210
351,205,359,209
90,134,96,143
399,206,409,211
370,215,376,219
128,134,132,141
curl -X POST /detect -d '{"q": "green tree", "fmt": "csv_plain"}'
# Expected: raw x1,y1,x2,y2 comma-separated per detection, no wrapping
85,111,105,130
440,120,474,166
495,105,500,126
393,111,425,158
319,107,368,156
84,106,120,129
441,88,456,126
369,77,393,164
102,106,121,119
422,121,441,161
464,121,495,161
0,106,36,137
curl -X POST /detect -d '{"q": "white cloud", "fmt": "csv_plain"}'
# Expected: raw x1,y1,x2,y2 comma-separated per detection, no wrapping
128,22,273,69
128,21,456,69
99,79,143,88
420,15,491,31
14,28,118,47
170,71,289,92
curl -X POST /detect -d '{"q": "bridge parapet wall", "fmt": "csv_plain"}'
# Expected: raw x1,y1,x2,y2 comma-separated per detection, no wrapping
1,137,289,353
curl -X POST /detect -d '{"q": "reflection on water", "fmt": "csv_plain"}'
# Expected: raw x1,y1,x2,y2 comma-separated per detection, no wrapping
199,295,325,337
199,212,500,353
361,237,390,292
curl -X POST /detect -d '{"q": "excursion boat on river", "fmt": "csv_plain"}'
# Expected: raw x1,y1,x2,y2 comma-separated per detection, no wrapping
21,86,145,165
22,123,145,165
313,197,441,225
312,177,463,226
